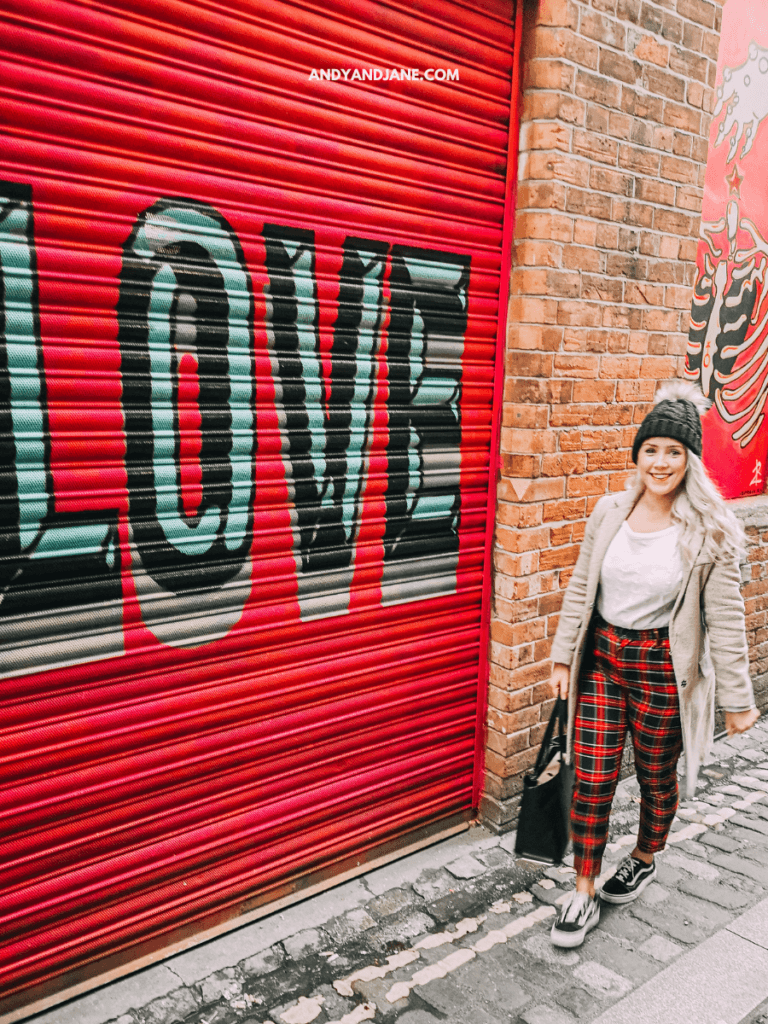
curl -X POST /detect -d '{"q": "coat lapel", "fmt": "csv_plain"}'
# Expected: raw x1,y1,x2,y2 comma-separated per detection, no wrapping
672,531,707,616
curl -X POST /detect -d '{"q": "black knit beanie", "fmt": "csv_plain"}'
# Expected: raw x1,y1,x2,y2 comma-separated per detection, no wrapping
631,396,703,463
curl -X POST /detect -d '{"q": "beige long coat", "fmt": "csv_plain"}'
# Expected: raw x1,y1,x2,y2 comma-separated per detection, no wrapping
549,489,755,799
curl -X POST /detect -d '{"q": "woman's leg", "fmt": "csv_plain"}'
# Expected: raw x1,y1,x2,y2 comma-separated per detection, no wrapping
552,623,627,946
625,635,683,861
571,631,629,895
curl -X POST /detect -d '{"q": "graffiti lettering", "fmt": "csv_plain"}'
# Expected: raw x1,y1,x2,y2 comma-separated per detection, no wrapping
118,199,256,646
0,186,471,667
263,227,388,618
0,181,122,677
383,247,468,604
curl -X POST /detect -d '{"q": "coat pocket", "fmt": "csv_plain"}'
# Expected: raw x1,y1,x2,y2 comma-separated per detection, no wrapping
698,634,714,685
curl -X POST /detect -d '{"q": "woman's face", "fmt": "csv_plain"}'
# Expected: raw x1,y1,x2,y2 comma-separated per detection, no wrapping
636,436,687,498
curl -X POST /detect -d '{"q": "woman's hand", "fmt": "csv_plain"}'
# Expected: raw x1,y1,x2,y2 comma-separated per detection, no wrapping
550,663,570,700
725,707,760,735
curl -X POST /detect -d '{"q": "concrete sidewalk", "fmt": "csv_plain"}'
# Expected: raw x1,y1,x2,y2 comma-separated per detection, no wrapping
26,719,768,1024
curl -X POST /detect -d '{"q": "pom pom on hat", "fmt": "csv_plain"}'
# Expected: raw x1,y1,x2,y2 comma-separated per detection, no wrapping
631,380,709,464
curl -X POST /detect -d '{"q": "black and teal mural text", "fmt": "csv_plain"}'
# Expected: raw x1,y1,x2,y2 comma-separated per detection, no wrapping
0,183,471,677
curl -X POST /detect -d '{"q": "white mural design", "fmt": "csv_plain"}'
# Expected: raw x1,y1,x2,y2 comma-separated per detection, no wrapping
686,183,768,447
713,42,768,160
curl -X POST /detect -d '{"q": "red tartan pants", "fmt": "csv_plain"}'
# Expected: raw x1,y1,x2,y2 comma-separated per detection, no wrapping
571,615,684,879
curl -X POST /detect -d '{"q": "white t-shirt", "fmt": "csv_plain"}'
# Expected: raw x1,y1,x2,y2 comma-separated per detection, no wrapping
597,521,683,630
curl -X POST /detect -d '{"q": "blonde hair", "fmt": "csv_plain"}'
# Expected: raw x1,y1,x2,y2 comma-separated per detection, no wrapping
628,380,747,564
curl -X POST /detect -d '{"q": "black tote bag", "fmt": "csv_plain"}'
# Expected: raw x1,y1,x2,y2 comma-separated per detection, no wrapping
514,697,574,864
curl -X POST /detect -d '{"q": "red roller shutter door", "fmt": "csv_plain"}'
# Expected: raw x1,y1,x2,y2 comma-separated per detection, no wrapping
0,0,520,1015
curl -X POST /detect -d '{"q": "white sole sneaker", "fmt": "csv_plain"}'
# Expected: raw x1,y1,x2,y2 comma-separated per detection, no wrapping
599,863,657,905
550,901,600,948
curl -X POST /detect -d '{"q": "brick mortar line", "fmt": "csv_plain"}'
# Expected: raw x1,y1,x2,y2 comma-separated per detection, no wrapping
517,130,708,156
518,120,712,140
515,169,706,192
511,223,701,245
521,66,715,92
522,31,717,66
516,170,706,189
514,185,706,216
523,45,715,79
508,285,697,302
519,84,714,99
529,9,720,46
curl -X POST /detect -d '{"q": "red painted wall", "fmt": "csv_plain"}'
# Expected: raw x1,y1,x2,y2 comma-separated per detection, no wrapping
686,0,768,496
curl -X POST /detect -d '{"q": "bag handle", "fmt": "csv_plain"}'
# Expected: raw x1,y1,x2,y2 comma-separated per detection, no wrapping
532,697,567,777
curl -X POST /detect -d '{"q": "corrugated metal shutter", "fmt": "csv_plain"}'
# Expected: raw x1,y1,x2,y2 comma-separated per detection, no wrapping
0,0,517,1012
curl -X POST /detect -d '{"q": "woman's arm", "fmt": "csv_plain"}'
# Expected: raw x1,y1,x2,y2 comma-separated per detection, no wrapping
702,555,758,731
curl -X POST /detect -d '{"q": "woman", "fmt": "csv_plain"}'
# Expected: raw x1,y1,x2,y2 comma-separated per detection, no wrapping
547,381,759,949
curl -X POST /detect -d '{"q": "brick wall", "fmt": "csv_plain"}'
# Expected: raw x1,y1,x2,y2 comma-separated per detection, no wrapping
482,0,723,829
734,499,768,729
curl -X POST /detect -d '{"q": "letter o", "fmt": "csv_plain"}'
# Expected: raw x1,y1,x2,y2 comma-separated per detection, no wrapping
117,199,255,600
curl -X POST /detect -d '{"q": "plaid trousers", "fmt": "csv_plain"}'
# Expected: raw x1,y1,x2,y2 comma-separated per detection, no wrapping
571,614,683,879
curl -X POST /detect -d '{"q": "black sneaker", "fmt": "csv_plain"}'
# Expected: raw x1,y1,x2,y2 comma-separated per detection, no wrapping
600,855,657,904
550,891,600,948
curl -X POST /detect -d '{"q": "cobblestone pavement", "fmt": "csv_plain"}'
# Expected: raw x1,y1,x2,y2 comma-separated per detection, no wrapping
29,720,768,1024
